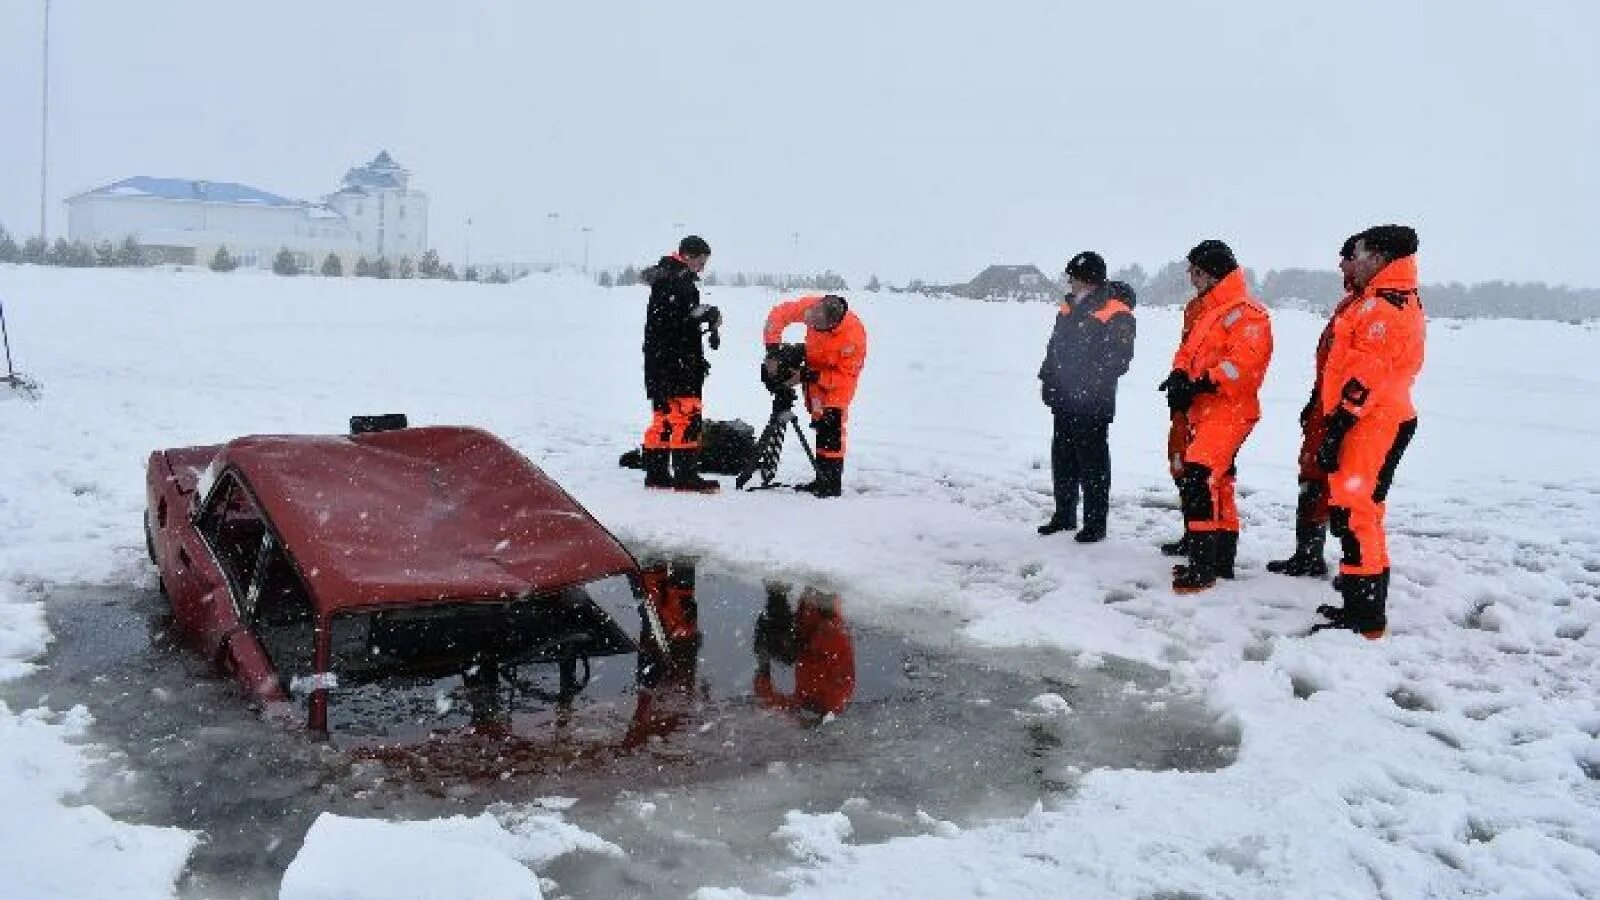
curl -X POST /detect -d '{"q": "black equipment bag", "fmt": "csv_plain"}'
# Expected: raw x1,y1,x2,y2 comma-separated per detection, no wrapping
618,418,756,476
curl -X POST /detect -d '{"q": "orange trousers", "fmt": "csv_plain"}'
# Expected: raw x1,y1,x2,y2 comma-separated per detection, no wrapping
643,397,703,451
1328,415,1417,576
1178,416,1254,533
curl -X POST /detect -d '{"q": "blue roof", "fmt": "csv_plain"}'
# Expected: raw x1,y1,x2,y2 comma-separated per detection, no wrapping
80,176,305,207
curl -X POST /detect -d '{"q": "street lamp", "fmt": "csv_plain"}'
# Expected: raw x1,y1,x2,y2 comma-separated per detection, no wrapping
579,226,593,273
464,216,473,270
546,212,560,270
39,0,52,238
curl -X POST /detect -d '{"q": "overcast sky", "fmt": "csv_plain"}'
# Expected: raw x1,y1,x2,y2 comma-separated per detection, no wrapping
1,1,1596,287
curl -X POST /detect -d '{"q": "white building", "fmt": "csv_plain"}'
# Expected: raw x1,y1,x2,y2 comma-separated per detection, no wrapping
65,151,428,272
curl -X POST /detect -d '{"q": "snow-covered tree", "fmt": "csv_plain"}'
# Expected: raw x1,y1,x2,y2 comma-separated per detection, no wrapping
273,248,299,276
116,236,148,267
354,257,372,277
417,249,443,279
321,253,343,277
0,226,18,263
210,246,239,272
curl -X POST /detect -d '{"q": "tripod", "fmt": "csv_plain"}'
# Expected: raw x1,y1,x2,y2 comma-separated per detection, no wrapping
735,347,819,490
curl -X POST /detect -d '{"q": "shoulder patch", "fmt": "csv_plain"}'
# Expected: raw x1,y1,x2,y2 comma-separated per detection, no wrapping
1361,298,1377,313
1377,288,1413,310
1222,309,1243,329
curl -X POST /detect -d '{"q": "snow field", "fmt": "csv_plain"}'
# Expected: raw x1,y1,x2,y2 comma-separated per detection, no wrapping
0,265,1597,898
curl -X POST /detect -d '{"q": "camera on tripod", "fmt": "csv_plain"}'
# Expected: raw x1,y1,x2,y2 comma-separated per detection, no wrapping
760,343,809,413
736,343,819,490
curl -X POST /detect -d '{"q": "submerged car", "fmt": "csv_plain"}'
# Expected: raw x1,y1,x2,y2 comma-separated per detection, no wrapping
144,417,640,731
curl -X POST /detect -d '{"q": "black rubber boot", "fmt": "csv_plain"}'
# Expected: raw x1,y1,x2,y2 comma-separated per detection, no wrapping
643,448,673,489
1267,521,1329,577
1215,530,1237,579
671,449,721,493
1172,532,1220,594
1160,534,1190,557
1313,570,1388,638
796,458,843,498
1038,510,1078,535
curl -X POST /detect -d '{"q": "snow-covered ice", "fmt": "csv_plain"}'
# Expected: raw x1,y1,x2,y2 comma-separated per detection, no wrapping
0,264,1597,898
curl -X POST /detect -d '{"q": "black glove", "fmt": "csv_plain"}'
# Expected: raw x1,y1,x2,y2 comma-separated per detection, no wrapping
1298,396,1317,428
1159,370,1195,413
800,366,820,384
1192,373,1219,395
1316,408,1357,473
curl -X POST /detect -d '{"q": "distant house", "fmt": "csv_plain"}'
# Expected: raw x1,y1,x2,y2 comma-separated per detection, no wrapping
65,151,428,272
957,264,1059,300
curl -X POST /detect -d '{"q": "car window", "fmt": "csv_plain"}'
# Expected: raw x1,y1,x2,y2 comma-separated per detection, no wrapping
251,534,317,680
197,474,267,598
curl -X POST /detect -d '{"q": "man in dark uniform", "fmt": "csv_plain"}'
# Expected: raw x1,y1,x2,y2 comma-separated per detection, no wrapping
1036,251,1137,543
641,235,721,492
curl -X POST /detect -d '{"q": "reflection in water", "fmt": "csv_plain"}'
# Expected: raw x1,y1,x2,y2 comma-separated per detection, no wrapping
11,574,1240,900
753,581,856,717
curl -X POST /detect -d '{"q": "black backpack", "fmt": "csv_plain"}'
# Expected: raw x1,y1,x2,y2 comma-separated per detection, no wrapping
619,419,757,476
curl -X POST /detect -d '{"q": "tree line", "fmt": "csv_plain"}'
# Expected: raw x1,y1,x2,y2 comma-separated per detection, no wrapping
597,267,848,292
1113,260,1600,321
0,223,510,284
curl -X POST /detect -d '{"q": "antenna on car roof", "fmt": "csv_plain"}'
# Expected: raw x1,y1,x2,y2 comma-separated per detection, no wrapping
0,297,41,400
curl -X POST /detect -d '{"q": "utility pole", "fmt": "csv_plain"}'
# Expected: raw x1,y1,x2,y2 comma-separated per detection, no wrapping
580,226,592,273
464,216,473,270
39,0,52,238
546,212,560,270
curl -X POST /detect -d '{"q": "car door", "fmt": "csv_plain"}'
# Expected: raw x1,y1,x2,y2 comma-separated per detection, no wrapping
189,473,261,661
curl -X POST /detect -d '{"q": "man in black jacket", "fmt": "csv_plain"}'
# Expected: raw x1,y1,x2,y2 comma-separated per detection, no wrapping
1036,251,1137,542
641,235,721,492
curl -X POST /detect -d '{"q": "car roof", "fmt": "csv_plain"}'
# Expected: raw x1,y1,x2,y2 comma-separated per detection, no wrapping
217,426,637,616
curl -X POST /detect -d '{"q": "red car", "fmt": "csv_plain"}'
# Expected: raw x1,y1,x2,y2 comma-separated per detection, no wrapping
144,417,640,732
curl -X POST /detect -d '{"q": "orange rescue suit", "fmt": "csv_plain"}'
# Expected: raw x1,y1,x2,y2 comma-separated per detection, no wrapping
1319,255,1425,576
763,295,868,413
1170,270,1274,532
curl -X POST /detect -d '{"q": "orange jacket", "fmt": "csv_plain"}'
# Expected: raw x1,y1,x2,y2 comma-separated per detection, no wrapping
1319,255,1425,421
1170,269,1274,423
763,295,868,409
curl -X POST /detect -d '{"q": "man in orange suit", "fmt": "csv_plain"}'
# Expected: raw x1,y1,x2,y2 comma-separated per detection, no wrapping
1159,240,1274,593
762,294,868,498
1311,225,1425,639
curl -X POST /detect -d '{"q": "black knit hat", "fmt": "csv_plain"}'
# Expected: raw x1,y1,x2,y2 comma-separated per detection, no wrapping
1354,225,1418,260
820,294,849,324
679,235,711,257
1186,240,1238,279
1064,251,1107,284
1339,234,1359,260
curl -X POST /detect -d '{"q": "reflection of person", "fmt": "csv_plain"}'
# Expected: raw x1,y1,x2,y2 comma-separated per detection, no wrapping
1036,251,1137,543
1267,236,1361,578
762,294,868,498
622,558,704,748
1311,225,1425,639
1158,240,1274,593
641,236,721,493
753,584,856,716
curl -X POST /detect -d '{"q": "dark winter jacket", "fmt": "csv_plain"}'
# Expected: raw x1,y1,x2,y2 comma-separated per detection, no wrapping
642,255,717,399
1038,280,1137,420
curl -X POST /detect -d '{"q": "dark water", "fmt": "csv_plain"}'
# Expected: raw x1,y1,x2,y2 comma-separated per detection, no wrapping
3,568,1239,899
